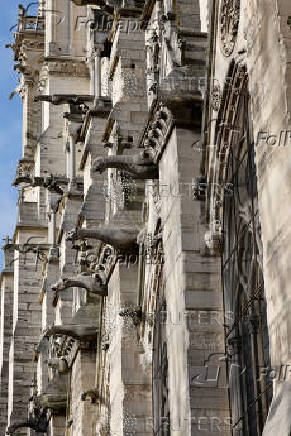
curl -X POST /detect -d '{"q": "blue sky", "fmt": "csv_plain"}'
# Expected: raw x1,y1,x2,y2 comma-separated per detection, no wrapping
0,2,36,265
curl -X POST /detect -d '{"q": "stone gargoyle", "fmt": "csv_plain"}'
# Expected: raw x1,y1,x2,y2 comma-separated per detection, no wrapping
91,148,159,179
33,94,94,106
81,389,99,403
13,174,65,194
51,275,107,307
6,408,48,434
70,0,104,5
119,306,143,326
34,394,68,411
66,226,140,252
41,325,97,342
70,0,114,13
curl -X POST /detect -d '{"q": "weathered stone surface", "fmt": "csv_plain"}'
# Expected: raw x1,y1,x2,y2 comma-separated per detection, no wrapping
1,0,290,435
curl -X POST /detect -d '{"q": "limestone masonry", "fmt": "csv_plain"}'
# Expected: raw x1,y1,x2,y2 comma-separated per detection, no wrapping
0,0,291,435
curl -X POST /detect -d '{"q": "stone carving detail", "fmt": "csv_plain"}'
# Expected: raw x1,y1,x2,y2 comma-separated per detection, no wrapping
119,306,143,326
140,105,173,159
220,0,240,57
13,158,34,185
210,83,222,111
92,148,158,179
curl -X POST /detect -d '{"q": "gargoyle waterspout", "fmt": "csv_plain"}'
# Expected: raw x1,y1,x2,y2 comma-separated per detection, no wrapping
70,0,113,11
52,275,107,296
13,174,66,194
66,226,140,252
51,275,107,306
91,149,159,179
33,94,94,105
42,325,97,341
6,408,48,434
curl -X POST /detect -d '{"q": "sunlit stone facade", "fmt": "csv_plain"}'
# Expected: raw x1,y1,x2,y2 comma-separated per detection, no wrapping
0,0,291,435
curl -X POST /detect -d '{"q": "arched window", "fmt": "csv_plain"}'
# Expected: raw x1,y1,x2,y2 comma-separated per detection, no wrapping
214,62,272,435
151,235,170,435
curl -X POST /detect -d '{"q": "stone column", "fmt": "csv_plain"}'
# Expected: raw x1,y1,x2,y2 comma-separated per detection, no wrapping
67,122,81,186
94,49,102,99
159,126,230,436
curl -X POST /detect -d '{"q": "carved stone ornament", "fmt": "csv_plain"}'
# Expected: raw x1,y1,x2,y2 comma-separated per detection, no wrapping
220,0,240,57
210,83,221,111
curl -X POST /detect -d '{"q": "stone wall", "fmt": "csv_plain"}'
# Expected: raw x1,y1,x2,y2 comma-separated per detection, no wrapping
1,0,291,435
